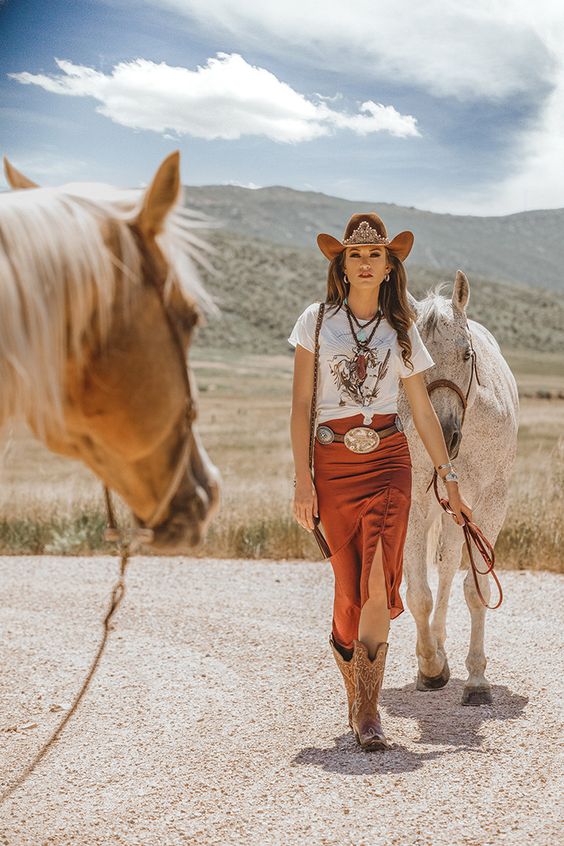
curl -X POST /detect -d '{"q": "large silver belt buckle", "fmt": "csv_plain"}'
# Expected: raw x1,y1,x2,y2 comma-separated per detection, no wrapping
343,426,380,453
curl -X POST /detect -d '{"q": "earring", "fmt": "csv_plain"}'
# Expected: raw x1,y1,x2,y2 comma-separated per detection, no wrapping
344,273,350,285
384,272,390,282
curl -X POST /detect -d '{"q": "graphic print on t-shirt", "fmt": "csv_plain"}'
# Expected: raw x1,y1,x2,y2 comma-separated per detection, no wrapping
329,346,392,407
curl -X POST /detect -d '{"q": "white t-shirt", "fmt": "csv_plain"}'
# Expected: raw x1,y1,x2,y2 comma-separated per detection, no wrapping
288,301,436,425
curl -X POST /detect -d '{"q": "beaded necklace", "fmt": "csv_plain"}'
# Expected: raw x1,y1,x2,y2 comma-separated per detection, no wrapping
344,298,383,382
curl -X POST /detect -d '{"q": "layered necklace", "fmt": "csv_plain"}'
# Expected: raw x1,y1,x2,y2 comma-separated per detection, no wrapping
343,297,383,381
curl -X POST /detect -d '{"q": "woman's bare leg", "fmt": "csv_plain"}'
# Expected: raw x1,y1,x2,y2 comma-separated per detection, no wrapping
358,535,390,657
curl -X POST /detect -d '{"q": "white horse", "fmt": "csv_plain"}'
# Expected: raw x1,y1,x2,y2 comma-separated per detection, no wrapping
399,271,519,705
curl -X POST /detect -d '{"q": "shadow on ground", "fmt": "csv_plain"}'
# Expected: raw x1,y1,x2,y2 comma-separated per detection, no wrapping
293,678,528,774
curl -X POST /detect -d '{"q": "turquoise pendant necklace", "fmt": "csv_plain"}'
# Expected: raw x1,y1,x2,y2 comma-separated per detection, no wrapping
343,297,381,341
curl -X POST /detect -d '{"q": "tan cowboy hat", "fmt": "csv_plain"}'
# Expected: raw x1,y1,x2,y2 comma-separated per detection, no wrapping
317,212,414,262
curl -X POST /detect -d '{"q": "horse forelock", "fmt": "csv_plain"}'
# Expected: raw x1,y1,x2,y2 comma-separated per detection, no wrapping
0,182,218,436
416,282,459,338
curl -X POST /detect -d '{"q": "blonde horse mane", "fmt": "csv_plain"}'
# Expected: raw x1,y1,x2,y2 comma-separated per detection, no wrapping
0,180,220,435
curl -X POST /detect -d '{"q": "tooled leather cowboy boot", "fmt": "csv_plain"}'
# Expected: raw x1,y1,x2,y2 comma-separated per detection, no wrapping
329,634,355,729
350,639,390,750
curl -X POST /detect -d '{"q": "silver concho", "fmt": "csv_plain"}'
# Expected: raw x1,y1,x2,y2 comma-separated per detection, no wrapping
343,426,380,453
316,425,335,445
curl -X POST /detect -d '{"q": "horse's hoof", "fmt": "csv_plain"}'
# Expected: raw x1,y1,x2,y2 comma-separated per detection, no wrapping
354,729,390,751
416,657,450,690
461,686,493,706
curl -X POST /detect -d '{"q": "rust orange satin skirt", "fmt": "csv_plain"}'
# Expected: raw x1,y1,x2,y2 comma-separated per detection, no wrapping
313,411,412,651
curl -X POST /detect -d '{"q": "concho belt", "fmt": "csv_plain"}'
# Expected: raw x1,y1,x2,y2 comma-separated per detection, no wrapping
316,415,404,454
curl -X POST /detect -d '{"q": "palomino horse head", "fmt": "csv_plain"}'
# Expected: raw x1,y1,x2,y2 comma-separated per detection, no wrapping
407,271,482,460
1,151,221,552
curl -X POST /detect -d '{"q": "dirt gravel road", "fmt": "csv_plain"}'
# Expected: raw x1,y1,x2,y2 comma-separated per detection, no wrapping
0,556,562,846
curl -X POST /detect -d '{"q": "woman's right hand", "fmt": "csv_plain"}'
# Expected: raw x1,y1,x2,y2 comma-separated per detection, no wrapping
293,476,319,532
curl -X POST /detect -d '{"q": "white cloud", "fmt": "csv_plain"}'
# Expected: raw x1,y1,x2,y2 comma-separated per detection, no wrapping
137,0,564,212
9,53,420,143
404,0,564,214
423,61,564,215
226,180,261,189
479,5,564,213
145,0,557,100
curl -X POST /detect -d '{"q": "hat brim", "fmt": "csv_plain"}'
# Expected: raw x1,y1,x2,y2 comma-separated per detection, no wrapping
317,230,414,262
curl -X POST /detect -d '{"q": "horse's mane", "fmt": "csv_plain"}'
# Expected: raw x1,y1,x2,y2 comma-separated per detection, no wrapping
414,282,453,335
0,182,219,434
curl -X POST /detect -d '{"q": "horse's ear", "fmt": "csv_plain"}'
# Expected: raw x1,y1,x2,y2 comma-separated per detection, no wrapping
136,150,181,238
3,156,39,189
452,269,470,315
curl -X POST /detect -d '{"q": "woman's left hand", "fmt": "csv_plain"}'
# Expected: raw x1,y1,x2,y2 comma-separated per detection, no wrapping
445,482,473,526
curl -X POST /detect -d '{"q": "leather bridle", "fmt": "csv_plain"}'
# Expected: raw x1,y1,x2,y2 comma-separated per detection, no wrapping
425,318,482,437
103,274,198,542
424,319,482,495
423,321,502,610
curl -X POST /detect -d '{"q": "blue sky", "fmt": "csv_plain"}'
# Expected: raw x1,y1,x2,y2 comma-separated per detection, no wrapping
1,0,563,215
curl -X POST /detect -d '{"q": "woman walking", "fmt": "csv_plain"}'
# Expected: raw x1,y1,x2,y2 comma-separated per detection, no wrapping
288,212,472,751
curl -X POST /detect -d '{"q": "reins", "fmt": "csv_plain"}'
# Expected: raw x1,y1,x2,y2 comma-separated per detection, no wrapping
0,275,196,805
424,321,503,610
430,471,503,610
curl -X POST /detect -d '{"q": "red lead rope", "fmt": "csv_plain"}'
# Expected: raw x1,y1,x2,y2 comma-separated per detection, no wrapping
430,471,503,609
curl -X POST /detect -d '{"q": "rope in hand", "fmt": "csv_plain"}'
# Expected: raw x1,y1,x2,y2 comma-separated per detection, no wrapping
0,491,142,805
427,470,503,610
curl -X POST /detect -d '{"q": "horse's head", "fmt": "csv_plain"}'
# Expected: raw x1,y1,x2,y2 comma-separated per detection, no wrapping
408,271,481,459
1,152,221,552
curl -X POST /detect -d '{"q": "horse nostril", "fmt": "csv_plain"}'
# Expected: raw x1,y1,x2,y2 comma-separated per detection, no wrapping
192,485,209,520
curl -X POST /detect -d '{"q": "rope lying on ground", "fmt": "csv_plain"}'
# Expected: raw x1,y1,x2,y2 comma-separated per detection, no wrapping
0,497,142,805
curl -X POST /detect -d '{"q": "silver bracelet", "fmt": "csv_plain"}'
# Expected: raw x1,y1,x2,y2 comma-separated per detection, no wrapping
442,471,459,483
436,460,458,483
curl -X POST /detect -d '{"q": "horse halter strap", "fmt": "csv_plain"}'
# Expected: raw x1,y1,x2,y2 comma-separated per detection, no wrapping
103,275,197,544
425,320,482,429
425,320,481,490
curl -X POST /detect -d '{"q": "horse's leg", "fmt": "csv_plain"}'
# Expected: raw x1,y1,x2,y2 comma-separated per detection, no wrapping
462,565,492,705
430,534,457,658
461,485,508,706
404,509,449,686
422,516,467,689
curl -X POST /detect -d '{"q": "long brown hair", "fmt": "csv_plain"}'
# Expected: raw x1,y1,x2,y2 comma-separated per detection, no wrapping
325,249,418,374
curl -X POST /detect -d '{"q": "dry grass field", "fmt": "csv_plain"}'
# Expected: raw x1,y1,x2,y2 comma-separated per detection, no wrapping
0,349,562,571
